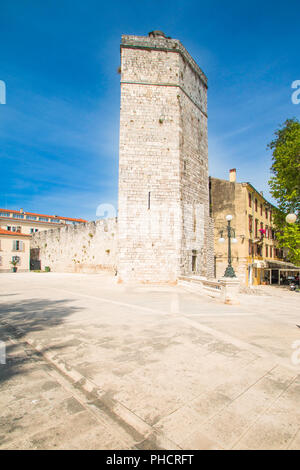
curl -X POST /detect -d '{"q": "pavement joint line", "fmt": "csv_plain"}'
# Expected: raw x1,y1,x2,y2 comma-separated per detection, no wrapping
47,285,298,370
0,319,181,451
184,313,255,317
48,286,183,316
229,373,299,450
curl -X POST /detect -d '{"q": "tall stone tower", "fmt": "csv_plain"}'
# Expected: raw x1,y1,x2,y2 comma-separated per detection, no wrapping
118,32,213,283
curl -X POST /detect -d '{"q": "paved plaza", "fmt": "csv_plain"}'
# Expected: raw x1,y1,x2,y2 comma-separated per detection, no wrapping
0,272,299,450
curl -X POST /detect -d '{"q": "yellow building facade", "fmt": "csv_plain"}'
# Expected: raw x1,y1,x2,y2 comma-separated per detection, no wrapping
209,169,292,286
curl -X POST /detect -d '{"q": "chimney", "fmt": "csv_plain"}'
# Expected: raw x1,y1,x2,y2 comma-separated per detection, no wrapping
20,208,24,213
229,168,236,183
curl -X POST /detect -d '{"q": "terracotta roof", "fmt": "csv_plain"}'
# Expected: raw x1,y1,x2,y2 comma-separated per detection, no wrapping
0,209,87,223
0,228,31,237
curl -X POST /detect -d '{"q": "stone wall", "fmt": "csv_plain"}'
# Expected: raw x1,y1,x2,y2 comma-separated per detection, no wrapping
31,219,117,273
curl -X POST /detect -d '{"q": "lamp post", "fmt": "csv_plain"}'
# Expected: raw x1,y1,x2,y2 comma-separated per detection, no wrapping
218,215,238,278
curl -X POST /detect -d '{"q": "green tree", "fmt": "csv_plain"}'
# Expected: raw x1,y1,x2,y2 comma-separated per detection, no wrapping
268,118,300,265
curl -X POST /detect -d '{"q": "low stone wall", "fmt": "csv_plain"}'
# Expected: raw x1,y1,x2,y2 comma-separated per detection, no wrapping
31,219,117,273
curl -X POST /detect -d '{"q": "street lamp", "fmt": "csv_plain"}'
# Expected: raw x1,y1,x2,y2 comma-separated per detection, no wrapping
218,214,237,278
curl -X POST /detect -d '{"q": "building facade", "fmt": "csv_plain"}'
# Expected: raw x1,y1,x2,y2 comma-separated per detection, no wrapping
209,169,290,286
118,31,214,283
0,228,31,272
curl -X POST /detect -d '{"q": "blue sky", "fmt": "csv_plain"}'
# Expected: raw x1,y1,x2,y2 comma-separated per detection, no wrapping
1,0,299,220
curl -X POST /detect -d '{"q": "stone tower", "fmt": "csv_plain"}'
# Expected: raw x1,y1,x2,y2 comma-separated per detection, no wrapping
118,32,213,283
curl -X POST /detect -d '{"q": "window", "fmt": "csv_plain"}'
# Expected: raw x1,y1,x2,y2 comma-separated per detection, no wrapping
260,204,263,216
26,215,37,220
0,212,11,217
248,240,252,255
266,225,268,239
35,229,38,232
6,226,11,231
39,217,49,222
52,219,60,223
192,250,197,272
255,199,257,211
14,214,24,219
265,245,268,257
248,193,252,208
13,240,24,251
270,210,272,222
270,246,273,258
30,228,34,234
193,207,196,233
255,219,258,237
265,208,268,219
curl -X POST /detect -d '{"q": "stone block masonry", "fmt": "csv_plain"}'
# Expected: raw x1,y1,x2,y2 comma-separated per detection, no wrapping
31,219,117,273
118,33,214,283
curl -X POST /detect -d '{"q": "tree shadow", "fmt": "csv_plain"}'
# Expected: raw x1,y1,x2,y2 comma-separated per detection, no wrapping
0,298,82,387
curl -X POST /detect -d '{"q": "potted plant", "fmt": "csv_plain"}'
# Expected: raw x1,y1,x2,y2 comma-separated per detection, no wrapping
10,259,18,273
